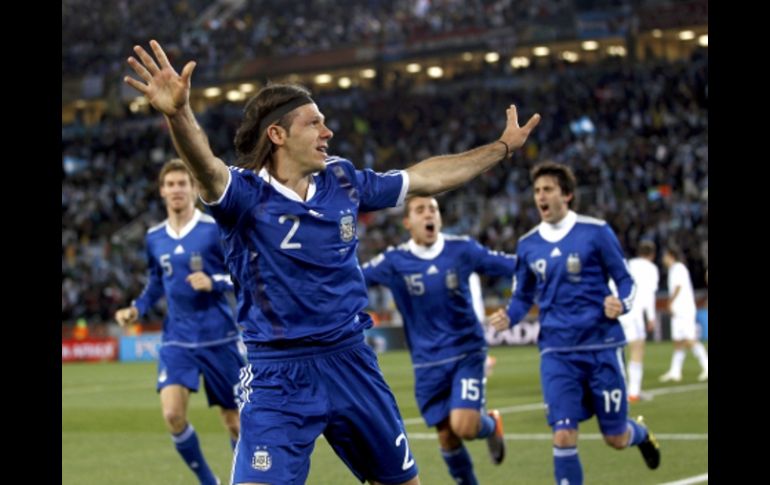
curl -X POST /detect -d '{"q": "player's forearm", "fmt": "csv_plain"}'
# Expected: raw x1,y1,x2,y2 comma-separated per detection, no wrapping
406,142,508,196
165,105,228,200
506,297,532,327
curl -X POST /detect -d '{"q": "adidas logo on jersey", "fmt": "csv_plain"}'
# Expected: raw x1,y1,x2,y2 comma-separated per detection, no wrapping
174,244,185,254
550,247,562,258
427,265,439,275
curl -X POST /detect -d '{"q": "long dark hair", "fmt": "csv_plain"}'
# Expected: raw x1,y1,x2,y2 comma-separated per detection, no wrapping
234,83,312,172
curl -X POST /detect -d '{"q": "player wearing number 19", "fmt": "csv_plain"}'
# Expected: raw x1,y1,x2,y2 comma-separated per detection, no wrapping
488,162,661,485
362,196,513,485
115,159,243,485
124,39,539,485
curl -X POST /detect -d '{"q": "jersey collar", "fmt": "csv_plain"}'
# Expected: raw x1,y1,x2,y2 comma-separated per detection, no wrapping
165,209,202,240
538,210,577,243
258,168,317,202
408,233,445,260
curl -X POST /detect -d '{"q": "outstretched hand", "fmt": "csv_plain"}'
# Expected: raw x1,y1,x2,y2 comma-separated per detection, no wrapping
499,105,541,153
124,39,196,117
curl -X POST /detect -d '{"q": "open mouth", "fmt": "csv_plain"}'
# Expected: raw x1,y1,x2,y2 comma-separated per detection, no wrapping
425,222,435,234
316,146,328,154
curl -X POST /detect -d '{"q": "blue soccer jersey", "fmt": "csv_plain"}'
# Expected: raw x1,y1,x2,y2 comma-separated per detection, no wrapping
362,234,516,364
506,211,635,353
205,157,408,350
134,209,240,346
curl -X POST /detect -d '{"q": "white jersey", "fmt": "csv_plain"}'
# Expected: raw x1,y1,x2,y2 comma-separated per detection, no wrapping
619,257,659,325
668,261,696,318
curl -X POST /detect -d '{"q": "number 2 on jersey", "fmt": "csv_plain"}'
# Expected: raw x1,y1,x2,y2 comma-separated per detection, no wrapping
279,215,302,249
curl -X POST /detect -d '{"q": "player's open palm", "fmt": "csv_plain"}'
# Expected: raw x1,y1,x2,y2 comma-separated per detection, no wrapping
124,40,196,117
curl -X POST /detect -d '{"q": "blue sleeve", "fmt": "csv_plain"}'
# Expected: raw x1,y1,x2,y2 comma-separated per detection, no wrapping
133,242,164,317
361,252,392,287
467,239,517,278
204,168,260,233
598,224,635,313
356,168,409,212
506,251,536,326
209,235,235,294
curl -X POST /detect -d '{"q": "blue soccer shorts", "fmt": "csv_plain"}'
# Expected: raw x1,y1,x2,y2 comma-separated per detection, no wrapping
232,336,419,484
413,349,487,427
540,347,629,436
156,342,244,409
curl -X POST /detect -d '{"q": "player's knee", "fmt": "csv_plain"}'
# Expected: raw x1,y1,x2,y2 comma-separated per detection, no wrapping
449,415,479,440
603,433,627,450
436,423,462,449
162,409,187,433
553,429,577,447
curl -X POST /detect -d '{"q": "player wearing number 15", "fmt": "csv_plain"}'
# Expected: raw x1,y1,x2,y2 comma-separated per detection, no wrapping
124,39,539,485
362,196,514,485
115,159,243,485
488,162,661,485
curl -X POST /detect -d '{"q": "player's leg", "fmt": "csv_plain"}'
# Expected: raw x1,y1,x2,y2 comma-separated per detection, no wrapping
447,351,504,465
593,348,660,470
198,343,244,449
322,341,419,484
681,318,708,380
219,408,239,449
623,317,646,401
158,345,219,485
230,358,326,485
436,419,478,485
541,352,589,485
660,317,688,381
626,339,645,399
412,357,479,483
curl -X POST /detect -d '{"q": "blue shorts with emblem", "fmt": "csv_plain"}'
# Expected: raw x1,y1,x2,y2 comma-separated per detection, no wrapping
414,349,487,427
156,342,244,409
232,334,419,484
540,347,629,436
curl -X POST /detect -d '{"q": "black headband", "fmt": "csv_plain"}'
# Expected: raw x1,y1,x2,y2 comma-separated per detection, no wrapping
258,96,314,133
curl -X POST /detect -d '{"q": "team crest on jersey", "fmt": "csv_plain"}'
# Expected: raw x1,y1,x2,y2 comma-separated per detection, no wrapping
445,269,458,290
189,252,203,271
566,253,581,274
339,215,355,242
251,447,272,471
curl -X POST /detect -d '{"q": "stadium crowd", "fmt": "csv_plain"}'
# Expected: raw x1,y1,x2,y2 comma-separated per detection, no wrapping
64,0,618,80
62,48,707,326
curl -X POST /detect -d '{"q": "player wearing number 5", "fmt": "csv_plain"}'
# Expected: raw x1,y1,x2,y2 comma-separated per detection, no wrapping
362,196,514,485
115,159,243,485
488,162,661,485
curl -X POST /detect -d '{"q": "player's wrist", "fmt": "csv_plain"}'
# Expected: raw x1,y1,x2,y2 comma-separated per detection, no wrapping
495,140,510,160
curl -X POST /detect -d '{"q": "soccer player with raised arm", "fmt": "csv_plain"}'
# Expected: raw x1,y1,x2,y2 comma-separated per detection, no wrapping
115,159,243,485
489,162,660,485
361,196,514,484
124,39,539,485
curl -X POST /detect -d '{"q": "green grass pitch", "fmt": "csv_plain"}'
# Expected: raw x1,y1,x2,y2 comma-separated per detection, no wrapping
63,342,707,484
